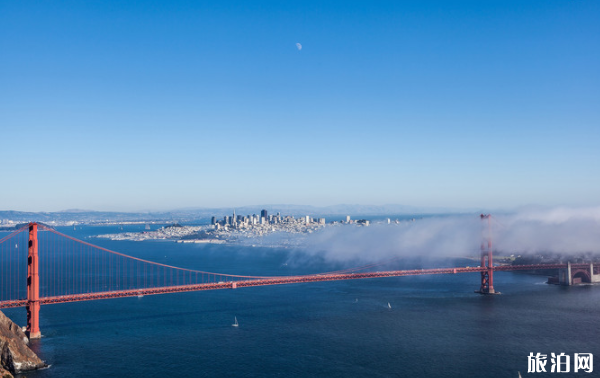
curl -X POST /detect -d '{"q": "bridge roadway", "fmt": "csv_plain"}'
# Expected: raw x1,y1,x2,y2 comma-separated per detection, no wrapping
0,263,583,309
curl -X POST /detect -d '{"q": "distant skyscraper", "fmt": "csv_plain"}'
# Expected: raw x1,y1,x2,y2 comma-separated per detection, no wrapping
345,215,351,223
261,209,268,221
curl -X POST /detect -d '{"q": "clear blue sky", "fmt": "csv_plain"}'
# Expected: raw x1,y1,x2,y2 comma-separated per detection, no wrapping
1,1,598,212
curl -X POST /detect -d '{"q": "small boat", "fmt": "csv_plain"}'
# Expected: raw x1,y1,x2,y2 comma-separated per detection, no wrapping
232,317,239,327
388,302,391,309
145,224,151,230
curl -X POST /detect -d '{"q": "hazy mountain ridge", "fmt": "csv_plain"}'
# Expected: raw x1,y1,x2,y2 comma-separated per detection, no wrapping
174,203,470,216
0,204,469,224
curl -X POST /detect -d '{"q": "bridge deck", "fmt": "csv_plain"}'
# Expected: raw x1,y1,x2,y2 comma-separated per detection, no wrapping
1,263,585,309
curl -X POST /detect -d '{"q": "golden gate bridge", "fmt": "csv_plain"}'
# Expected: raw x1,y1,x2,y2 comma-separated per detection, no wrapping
0,220,596,339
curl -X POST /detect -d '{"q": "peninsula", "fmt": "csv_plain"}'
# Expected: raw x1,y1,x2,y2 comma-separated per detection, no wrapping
95,210,373,245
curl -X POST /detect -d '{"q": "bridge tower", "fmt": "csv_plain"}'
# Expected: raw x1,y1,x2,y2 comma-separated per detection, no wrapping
26,222,41,339
478,214,496,294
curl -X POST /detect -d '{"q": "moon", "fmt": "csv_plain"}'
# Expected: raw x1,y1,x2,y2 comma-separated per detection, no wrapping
296,43,302,51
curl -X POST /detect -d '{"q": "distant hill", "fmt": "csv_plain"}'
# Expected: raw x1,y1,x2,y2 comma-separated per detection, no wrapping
0,204,471,225
183,204,462,216
0,210,176,224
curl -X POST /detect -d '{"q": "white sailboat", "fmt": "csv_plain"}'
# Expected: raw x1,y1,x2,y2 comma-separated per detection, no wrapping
388,302,392,309
232,317,239,327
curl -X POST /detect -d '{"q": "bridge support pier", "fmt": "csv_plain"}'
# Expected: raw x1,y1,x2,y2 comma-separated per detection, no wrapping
559,262,600,285
479,268,495,294
591,263,600,283
27,222,41,339
559,262,573,285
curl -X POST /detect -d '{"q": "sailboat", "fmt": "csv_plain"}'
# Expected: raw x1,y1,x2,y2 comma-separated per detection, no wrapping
232,317,239,327
388,302,392,309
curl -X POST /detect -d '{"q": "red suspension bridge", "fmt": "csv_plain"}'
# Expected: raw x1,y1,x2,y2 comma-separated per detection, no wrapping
0,219,596,339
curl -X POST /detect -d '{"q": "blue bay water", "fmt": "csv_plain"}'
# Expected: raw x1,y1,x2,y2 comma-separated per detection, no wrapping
3,225,600,377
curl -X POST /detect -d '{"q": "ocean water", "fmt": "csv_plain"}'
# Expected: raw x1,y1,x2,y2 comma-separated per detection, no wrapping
3,225,600,377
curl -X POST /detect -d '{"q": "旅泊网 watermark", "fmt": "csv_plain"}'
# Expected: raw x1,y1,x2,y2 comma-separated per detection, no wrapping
528,353,593,373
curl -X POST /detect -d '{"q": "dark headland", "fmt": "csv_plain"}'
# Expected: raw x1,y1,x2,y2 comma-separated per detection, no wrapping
0,311,46,377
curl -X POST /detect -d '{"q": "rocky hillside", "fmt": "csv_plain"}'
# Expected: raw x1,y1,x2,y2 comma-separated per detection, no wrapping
0,311,46,375
0,366,12,378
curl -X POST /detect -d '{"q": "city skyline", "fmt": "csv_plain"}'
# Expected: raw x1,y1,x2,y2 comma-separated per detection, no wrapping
1,1,598,212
